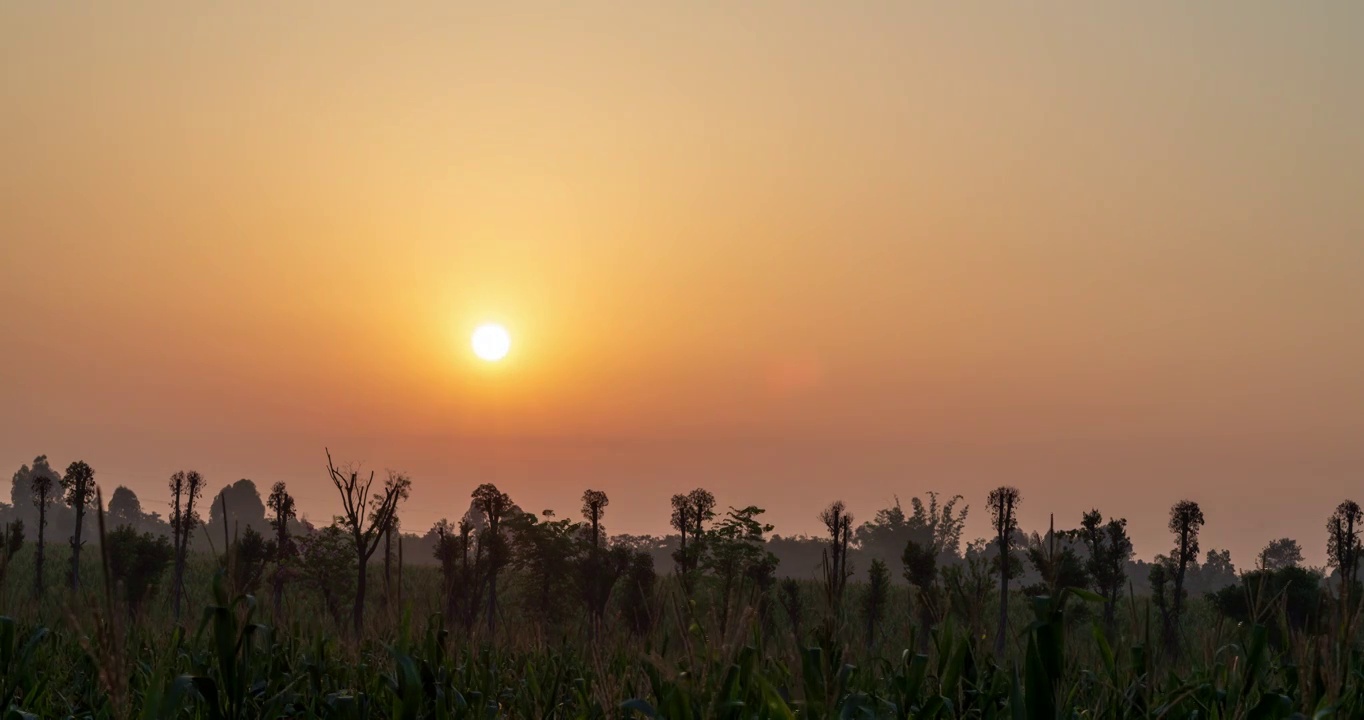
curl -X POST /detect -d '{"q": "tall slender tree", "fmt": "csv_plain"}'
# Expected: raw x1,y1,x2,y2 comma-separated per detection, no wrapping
168,470,204,622
1151,499,1204,657
987,486,1020,655
581,489,609,550
819,500,854,605
266,481,297,618
61,460,96,592
670,493,693,584
26,457,58,598
470,482,513,635
325,449,411,637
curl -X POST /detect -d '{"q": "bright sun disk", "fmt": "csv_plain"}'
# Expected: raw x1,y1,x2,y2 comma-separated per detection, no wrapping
471,323,511,361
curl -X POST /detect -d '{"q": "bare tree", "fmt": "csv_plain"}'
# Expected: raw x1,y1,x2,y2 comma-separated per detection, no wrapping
471,482,513,635
987,486,1020,655
325,449,411,637
168,470,205,622
266,481,297,619
61,460,96,592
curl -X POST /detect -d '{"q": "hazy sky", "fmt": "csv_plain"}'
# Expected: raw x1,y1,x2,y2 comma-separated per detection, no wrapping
3,3,1362,566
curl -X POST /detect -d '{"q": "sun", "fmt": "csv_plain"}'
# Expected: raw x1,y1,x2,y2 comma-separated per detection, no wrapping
471,323,511,362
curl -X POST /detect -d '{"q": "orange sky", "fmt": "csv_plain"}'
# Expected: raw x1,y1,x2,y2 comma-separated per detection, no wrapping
3,3,1362,566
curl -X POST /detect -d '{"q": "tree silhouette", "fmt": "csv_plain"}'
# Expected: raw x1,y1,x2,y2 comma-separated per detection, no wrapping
669,493,693,586
901,539,938,652
107,486,143,529
509,509,586,630
26,456,58,598
265,481,297,619
1151,499,1204,658
1257,537,1303,571
818,500,854,607
470,482,513,635
325,449,411,637
987,486,1020,655
857,492,969,569
207,479,267,539
1327,500,1363,625
105,525,173,617
862,559,890,650
702,505,778,634
168,470,204,622
1078,510,1133,636
581,489,609,550
432,517,486,635
61,460,96,592
620,551,657,637
0,520,22,589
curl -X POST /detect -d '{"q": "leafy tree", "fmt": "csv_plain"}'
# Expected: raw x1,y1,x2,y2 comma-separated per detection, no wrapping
1078,510,1132,635
986,486,1020,654
702,505,778,633
620,550,657,637
510,510,586,629
296,524,356,627
226,526,275,595
1209,566,1323,647
107,486,143,528
325,450,411,637
857,492,969,569
1150,499,1205,657
1024,517,1090,598
671,488,715,593
432,517,486,635
862,559,891,649
901,539,938,652
168,470,205,622
105,525,174,616
669,493,693,578
61,460,96,592
1257,537,1303,570
1327,500,1363,621
470,482,513,635
1195,548,1237,592
265,481,297,618
779,578,805,643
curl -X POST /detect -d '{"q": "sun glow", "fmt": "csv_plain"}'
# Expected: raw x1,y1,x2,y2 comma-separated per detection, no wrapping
471,323,512,362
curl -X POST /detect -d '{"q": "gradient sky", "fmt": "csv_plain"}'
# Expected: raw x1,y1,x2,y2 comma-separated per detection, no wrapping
3,3,1362,566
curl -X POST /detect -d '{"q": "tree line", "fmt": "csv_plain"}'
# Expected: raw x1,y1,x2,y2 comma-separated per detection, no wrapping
3,452,1361,661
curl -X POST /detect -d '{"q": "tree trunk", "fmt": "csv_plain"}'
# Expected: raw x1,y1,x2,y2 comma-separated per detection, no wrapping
70,505,85,592
383,528,392,608
354,550,367,638
995,541,1009,655
34,505,46,598
486,570,498,635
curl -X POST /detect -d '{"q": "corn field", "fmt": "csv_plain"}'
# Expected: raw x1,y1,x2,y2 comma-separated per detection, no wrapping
1,536,1362,720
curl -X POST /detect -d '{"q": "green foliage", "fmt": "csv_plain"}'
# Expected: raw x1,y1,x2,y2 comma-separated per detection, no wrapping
106,524,175,614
